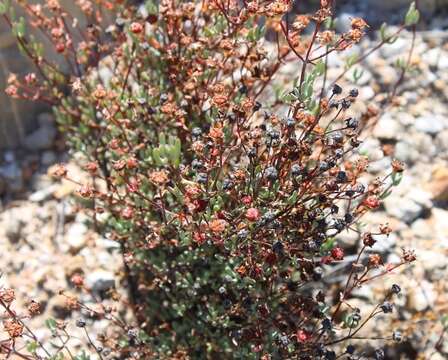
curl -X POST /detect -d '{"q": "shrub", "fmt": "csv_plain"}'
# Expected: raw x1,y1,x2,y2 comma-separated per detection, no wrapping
3,0,418,358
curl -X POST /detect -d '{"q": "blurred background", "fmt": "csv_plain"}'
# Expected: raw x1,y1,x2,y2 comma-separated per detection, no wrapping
0,0,447,358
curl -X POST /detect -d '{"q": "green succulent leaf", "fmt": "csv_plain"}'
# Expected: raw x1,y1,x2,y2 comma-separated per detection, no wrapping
405,2,420,26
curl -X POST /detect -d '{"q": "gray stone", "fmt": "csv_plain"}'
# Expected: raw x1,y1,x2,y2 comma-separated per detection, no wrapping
395,132,437,165
66,222,88,254
0,161,23,192
360,86,375,100
422,48,448,70
369,157,391,174
358,138,381,157
345,66,372,86
384,196,423,224
4,212,23,243
96,237,121,251
335,12,354,33
366,0,444,14
417,250,446,272
336,229,359,248
407,280,435,312
375,65,399,86
4,151,15,163
435,130,448,156
86,271,115,293
37,113,54,128
41,151,57,166
373,233,398,253
414,115,446,135
29,184,58,202
373,115,403,140
23,124,56,150
380,37,408,59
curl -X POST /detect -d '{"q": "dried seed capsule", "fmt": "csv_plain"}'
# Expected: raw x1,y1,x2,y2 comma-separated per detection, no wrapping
392,331,402,342
239,85,247,94
374,349,385,360
381,302,393,313
391,284,401,294
349,88,359,97
332,84,342,95
346,117,359,129
265,166,278,181
76,318,86,328
253,101,262,111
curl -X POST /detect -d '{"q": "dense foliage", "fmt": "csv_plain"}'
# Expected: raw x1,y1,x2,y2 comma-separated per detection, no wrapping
2,0,419,358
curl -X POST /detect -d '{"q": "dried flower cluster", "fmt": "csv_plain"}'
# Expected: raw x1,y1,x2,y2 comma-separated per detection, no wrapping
3,0,418,358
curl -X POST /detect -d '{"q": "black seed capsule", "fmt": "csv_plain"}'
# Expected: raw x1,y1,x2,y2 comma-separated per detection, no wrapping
391,284,401,294
380,302,393,313
332,84,342,95
374,349,385,360
159,93,168,103
272,241,284,255
265,166,278,181
346,117,359,129
239,85,247,94
346,345,356,354
341,99,351,109
76,318,86,328
336,171,348,183
253,101,262,111
192,127,202,137
392,331,402,342
349,88,359,97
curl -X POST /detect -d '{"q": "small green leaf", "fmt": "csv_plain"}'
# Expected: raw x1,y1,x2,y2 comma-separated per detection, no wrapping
391,171,403,186
352,68,364,83
380,189,392,200
45,318,57,331
0,2,8,15
26,341,38,354
405,2,420,26
314,60,326,76
152,148,163,166
345,53,359,69
74,350,91,360
159,133,166,145
287,191,298,205
379,23,387,41
320,238,335,254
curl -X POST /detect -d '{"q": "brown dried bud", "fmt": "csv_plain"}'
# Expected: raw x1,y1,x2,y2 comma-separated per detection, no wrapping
0,288,15,305
391,159,404,173
149,170,169,185
379,223,392,236
77,185,94,198
362,233,376,247
368,254,383,268
3,320,23,338
93,85,107,100
51,164,68,178
85,162,99,174
351,17,369,30
71,273,84,287
27,300,41,316
209,219,227,233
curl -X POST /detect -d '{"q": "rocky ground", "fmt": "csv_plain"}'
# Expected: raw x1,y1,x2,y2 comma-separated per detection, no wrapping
0,12,448,360
0,121,126,356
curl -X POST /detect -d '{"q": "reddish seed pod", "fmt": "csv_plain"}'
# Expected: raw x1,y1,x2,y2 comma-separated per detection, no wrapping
245,208,260,222
71,274,84,287
130,22,143,34
56,42,66,53
331,247,344,261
